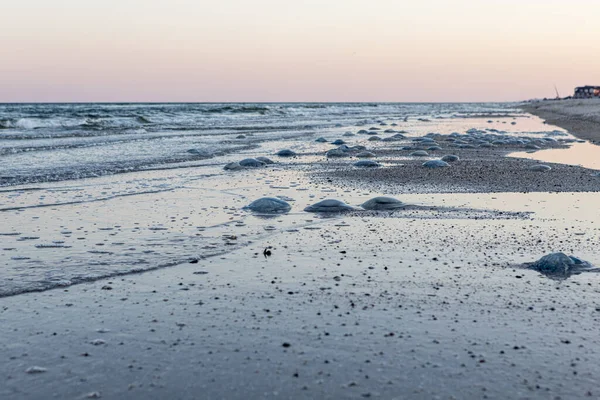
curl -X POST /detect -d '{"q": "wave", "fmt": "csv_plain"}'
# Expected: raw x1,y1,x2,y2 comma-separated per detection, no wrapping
0,103,487,136
0,117,106,131
204,105,273,114
1,115,152,132
0,187,178,212
0,142,257,187
0,106,278,133
0,258,182,298
0,214,331,298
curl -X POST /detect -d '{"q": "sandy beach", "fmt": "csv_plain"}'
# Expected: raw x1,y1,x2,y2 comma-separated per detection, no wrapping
3,190,600,400
2,104,600,399
5,0,600,398
523,99,600,145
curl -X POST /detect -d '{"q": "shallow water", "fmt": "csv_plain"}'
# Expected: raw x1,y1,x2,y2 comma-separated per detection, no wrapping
0,102,535,187
1,102,596,297
510,141,600,170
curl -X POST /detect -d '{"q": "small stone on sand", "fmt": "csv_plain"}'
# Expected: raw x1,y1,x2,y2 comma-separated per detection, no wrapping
239,158,265,168
326,149,347,158
441,155,460,162
353,160,381,168
423,160,450,168
276,149,297,157
224,162,244,171
244,197,292,214
526,253,596,278
528,164,551,172
361,197,405,211
26,366,47,374
256,156,275,164
304,199,355,213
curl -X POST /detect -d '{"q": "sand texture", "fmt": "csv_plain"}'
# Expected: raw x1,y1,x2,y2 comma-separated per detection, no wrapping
2,192,600,400
523,99,600,145
2,104,600,399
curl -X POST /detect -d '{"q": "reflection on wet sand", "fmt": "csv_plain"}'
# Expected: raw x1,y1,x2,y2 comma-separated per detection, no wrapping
510,142,600,171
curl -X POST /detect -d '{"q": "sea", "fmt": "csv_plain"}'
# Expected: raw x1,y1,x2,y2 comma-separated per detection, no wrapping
0,102,526,187
0,102,586,297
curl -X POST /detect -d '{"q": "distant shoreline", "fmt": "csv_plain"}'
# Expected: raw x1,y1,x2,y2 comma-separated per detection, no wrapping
522,99,600,145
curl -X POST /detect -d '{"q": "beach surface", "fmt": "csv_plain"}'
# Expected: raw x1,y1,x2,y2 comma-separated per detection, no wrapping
523,99,600,145
2,103,600,399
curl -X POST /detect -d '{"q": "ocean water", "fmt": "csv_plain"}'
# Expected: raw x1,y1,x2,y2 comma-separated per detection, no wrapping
0,102,528,187
0,102,583,297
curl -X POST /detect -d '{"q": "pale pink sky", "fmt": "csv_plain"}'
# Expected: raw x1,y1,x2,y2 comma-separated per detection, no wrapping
1,0,599,102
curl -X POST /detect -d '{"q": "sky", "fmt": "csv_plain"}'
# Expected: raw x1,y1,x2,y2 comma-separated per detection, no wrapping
1,0,599,102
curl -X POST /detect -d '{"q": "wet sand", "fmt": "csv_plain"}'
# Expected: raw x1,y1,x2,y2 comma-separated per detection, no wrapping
3,112,600,399
2,191,600,400
523,99,600,145
317,135,600,194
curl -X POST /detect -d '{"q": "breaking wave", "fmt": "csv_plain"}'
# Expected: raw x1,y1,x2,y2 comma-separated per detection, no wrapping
0,102,517,187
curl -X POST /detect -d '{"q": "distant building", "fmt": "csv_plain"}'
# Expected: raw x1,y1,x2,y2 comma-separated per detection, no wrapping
574,86,600,98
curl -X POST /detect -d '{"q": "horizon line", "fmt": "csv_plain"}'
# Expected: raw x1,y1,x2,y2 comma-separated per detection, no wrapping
0,100,526,105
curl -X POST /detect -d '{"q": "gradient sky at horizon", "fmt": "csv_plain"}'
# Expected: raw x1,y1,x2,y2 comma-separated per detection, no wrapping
2,0,599,102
